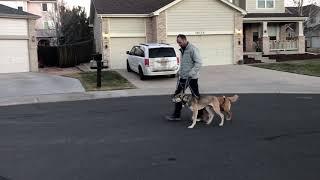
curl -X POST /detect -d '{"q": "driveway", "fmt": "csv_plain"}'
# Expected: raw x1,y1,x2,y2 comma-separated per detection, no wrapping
117,65,320,94
0,72,85,98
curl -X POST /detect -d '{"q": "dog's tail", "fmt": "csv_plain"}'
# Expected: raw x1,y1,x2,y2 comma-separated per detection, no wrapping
227,95,239,103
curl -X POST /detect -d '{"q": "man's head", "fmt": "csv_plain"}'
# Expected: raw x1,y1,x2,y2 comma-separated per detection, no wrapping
177,34,188,48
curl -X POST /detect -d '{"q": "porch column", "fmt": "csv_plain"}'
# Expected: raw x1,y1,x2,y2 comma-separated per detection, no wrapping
262,21,270,55
298,21,304,36
297,21,305,53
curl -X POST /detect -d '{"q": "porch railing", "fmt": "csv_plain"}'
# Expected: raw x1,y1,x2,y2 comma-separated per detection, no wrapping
270,40,298,51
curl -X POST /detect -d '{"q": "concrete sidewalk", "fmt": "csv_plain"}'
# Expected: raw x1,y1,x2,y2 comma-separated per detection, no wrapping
1,65,320,106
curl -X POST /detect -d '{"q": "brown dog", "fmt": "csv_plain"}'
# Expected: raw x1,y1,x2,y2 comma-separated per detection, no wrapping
173,94,239,128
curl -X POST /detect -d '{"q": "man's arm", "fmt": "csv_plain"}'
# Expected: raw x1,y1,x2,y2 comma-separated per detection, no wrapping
189,47,202,78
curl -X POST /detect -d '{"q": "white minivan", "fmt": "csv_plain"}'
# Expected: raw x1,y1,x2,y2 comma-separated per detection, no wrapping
126,43,180,80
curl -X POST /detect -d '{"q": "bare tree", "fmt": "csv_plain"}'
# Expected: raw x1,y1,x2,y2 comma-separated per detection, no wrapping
48,0,65,45
291,0,319,16
291,0,305,16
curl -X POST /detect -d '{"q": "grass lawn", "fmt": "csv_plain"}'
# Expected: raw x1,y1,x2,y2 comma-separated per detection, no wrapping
65,71,136,91
252,59,320,77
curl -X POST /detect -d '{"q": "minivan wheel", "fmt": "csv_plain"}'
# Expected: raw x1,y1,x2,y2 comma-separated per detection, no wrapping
126,60,132,72
138,67,146,80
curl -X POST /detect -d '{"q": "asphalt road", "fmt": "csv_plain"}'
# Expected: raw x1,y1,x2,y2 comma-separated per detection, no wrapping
0,94,319,180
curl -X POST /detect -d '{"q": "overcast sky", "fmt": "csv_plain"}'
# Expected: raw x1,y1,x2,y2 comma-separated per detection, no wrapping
64,0,90,11
63,0,320,14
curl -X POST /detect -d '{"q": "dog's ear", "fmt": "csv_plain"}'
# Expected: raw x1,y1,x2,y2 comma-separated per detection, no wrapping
227,95,239,103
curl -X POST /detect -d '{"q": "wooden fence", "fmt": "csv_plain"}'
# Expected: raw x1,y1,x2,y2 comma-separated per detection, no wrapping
38,40,93,68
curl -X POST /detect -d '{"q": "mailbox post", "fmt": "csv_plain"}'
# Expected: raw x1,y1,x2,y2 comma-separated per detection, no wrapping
91,53,105,88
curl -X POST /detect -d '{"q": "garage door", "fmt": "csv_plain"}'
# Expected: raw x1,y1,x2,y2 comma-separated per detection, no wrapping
167,35,234,66
110,37,146,69
0,40,29,73
311,37,320,48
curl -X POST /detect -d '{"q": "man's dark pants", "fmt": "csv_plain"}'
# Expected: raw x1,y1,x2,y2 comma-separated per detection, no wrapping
173,78,203,117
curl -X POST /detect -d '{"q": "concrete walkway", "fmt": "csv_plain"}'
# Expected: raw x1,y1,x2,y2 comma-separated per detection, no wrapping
1,65,320,106
0,72,85,99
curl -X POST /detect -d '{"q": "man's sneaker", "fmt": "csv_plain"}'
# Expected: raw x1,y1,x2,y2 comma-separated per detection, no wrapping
165,115,181,121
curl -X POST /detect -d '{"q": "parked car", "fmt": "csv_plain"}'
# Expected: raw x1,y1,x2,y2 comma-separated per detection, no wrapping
126,43,180,80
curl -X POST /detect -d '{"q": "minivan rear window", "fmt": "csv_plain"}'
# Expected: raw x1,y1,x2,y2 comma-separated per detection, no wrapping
149,48,176,58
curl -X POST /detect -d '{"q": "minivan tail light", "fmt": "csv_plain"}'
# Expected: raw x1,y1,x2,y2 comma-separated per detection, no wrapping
144,59,149,67
177,57,180,65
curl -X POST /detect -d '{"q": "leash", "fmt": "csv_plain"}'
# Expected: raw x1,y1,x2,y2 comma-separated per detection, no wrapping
177,77,198,98
182,78,190,94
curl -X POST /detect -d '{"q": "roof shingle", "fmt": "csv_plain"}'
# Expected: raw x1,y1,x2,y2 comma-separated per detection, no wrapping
0,4,39,18
92,0,176,14
286,4,320,17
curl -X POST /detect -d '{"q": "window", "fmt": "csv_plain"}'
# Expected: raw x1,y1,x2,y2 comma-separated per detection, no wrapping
134,47,145,57
130,47,136,55
42,3,48,11
44,22,49,29
257,0,274,8
149,48,176,58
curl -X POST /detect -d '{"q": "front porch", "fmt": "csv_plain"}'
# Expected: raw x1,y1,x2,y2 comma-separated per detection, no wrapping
243,14,306,56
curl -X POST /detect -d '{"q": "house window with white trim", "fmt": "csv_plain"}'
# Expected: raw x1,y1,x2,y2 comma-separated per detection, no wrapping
257,0,274,8
42,3,48,11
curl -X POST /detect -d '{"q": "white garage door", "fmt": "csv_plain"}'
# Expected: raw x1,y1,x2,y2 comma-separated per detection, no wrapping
110,37,146,69
167,35,234,66
311,37,320,48
0,40,29,73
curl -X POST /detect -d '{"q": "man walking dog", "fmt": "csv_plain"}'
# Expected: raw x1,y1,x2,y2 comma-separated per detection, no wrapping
166,34,203,121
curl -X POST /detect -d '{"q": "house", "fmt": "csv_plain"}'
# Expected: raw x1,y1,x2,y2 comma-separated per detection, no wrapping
286,4,320,48
0,4,39,73
0,0,58,46
90,0,247,69
233,0,306,61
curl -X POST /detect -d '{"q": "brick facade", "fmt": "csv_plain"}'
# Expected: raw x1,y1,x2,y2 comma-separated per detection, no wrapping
244,23,260,52
156,11,167,43
28,19,38,72
146,11,167,43
234,13,244,64
146,18,155,43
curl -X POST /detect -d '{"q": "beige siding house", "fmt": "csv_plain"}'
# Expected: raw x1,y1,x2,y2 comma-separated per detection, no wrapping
90,0,246,69
0,0,58,46
0,4,39,73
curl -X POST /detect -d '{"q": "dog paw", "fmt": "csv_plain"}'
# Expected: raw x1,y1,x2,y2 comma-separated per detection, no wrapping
188,125,194,129
219,123,224,127
196,118,201,122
